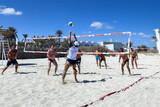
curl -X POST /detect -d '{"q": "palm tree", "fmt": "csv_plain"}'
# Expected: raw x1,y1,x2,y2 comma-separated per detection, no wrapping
23,34,28,41
8,27,18,39
55,30,63,47
0,25,3,29
137,45,148,51
0,26,3,35
0,27,18,46
152,36,157,41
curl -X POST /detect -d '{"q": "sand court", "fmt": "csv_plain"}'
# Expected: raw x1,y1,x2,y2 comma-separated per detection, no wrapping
0,54,160,107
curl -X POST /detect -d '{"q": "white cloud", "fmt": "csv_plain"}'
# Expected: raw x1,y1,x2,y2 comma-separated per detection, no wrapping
90,21,103,29
133,32,151,38
90,21,113,30
132,32,137,35
105,24,113,29
138,32,150,38
0,6,22,15
138,32,145,36
88,31,92,33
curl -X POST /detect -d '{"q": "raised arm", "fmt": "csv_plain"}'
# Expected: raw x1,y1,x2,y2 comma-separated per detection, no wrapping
73,33,78,41
68,32,72,47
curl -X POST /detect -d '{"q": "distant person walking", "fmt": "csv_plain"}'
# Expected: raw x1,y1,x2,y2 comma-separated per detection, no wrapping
1,45,18,75
47,45,58,75
62,32,79,84
119,48,131,75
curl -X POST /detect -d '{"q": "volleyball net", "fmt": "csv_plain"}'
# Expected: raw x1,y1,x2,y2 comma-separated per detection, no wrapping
23,32,132,55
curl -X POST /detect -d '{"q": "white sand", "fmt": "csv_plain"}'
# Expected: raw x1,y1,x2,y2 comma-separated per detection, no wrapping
0,54,160,107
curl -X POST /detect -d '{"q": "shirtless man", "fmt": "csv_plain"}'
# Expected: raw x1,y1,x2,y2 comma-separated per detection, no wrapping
130,48,138,69
1,45,18,75
62,32,79,84
119,48,131,75
99,52,107,69
47,45,58,75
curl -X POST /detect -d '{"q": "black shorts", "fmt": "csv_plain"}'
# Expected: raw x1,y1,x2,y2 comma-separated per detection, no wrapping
124,59,129,64
7,59,18,66
76,58,81,65
48,59,57,65
48,59,55,62
100,57,105,62
132,56,136,59
66,58,77,65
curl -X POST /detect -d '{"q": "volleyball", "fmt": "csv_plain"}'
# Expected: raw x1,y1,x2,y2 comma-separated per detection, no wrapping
68,21,74,27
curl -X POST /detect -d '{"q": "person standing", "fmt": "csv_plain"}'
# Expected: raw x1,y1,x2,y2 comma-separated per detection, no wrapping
47,45,58,75
1,45,18,75
62,32,79,84
130,48,138,69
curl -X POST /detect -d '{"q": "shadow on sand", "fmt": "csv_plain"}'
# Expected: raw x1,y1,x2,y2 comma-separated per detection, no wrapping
18,63,37,66
80,72,100,75
53,72,100,76
131,74,141,76
53,73,63,76
16,72,37,74
80,78,107,84
136,67,147,69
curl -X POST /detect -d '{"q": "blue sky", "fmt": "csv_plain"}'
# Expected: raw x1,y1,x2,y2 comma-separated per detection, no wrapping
0,0,160,47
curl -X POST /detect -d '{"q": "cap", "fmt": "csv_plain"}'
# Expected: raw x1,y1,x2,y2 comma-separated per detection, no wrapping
74,41,79,46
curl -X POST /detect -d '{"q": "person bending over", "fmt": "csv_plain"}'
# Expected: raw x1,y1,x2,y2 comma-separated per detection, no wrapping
98,51,107,69
119,48,131,75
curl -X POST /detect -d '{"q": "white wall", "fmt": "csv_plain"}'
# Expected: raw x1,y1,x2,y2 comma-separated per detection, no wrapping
154,29,160,54
105,44,114,51
0,33,4,40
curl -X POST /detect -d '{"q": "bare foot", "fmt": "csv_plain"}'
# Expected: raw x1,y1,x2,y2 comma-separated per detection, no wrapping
62,81,67,84
15,72,19,74
75,80,79,83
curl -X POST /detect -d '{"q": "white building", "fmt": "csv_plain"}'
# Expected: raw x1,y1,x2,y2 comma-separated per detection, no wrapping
98,42,125,51
154,29,160,54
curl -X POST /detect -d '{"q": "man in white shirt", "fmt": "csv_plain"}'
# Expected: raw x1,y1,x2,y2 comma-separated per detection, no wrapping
62,32,79,84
